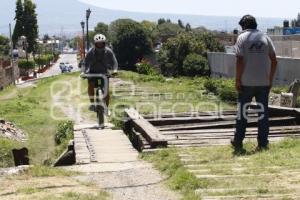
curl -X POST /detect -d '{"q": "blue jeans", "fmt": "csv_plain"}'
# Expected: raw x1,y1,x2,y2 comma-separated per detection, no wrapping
234,86,270,147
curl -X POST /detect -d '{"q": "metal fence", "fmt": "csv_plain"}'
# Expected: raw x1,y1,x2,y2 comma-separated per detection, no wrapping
269,34,300,58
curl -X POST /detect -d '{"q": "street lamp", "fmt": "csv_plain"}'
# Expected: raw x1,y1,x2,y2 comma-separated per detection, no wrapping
80,21,86,58
86,8,91,50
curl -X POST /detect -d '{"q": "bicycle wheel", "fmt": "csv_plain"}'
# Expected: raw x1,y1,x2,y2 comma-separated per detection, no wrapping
96,88,105,128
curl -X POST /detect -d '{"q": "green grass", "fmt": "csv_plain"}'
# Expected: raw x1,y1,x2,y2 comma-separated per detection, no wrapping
107,71,235,128
142,139,300,199
16,187,42,194
22,165,78,177
0,73,79,167
0,138,22,167
141,149,205,200
43,191,110,200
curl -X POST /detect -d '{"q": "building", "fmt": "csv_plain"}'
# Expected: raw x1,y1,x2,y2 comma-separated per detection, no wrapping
268,13,300,36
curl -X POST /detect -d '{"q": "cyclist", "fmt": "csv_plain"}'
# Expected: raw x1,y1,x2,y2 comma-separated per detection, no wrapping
83,33,118,112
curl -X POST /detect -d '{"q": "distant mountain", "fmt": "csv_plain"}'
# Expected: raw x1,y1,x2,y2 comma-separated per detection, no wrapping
0,0,284,36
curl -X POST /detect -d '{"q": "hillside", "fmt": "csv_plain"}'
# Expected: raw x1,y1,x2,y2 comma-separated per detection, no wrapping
0,0,283,35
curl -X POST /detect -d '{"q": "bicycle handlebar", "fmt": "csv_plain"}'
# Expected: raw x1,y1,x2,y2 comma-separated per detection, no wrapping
80,73,113,79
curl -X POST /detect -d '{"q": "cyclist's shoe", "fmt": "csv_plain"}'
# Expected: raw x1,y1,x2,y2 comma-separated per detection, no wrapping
88,105,96,112
98,125,105,130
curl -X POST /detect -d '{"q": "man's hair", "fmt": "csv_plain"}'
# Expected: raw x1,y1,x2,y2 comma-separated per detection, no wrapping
239,15,257,30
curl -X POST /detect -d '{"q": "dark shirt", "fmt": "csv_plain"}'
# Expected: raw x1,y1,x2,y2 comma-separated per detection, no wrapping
84,46,118,74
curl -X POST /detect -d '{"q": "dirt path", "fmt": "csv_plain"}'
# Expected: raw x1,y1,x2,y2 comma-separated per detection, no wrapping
55,78,180,200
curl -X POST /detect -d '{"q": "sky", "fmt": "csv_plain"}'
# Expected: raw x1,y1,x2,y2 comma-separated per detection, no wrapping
79,0,299,19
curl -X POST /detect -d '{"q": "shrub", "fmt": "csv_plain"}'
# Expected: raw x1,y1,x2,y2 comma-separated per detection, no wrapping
53,52,60,61
35,54,55,68
35,56,47,67
219,86,237,102
158,33,206,76
204,79,219,94
271,87,288,94
204,78,237,102
136,61,159,76
54,121,74,145
0,35,10,56
18,59,36,69
183,53,209,77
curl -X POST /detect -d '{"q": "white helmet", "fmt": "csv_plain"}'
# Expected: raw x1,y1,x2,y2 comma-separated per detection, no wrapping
94,34,106,43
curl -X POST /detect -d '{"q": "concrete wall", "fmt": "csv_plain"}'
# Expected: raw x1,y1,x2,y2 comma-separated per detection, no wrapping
0,59,19,90
208,52,300,86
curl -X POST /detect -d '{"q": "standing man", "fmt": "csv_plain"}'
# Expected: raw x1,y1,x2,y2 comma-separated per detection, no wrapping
83,33,118,112
232,15,277,150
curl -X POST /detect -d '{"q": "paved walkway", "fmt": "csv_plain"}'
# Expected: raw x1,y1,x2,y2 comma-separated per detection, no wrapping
67,127,180,200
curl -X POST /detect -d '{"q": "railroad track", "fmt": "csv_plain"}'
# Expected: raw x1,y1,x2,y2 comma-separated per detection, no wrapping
124,106,300,151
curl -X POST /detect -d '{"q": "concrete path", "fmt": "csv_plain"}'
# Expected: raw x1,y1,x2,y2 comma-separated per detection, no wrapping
67,127,180,200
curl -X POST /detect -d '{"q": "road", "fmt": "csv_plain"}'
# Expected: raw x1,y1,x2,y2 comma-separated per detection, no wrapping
39,53,79,78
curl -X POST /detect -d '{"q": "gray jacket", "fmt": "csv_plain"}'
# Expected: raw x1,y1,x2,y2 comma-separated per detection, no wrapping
84,46,118,74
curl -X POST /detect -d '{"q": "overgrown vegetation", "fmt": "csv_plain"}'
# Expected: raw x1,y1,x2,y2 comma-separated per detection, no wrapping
0,138,22,168
204,78,237,103
0,74,77,167
180,139,300,198
136,60,160,76
43,192,110,200
22,165,77,177
271,86,288,94
158,32,224,77
141,149,204,200
54,121,73,145
35,54,54,68
0,35,10,56
142,139,300,199
182,53,209,77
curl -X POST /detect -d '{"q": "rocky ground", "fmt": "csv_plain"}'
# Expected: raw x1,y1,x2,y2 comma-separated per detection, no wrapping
0,119,26,141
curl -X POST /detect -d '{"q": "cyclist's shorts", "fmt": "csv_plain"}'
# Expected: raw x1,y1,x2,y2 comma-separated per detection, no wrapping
88,77,109,89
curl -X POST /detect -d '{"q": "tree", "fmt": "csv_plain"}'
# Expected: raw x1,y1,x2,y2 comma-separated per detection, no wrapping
158,33,206,76
157,22,182,37
23,0,38,53
94,22,109,38
185,23,192,32
109,19,152,70
183,53,209,76
141,20,159,46
158,18,166,25
0,36,10,56
90,22,109,46
178,19,185,29
43,34,50,43
196,32,225,53
158,31,224,77
12,0,24,47
297,13,300,27
291,19,297,28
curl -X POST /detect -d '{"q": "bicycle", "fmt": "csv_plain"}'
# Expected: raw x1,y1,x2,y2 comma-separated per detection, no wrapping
80,73,110,129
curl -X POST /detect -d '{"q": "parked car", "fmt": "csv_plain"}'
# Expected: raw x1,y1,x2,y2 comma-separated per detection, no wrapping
60,62,73,73
65,62,73,72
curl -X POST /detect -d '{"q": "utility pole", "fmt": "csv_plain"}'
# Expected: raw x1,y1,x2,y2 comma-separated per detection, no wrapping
9,23,16,85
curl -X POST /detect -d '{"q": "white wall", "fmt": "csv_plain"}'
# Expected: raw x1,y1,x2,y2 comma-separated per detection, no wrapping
208,52,300,86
